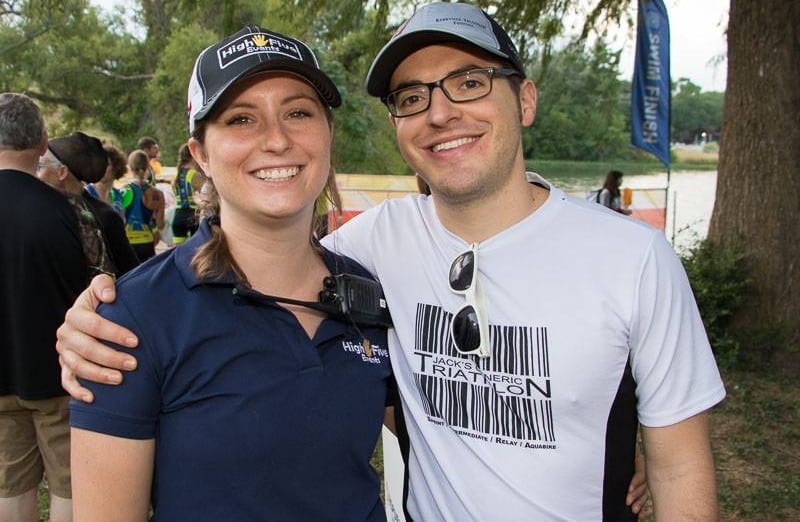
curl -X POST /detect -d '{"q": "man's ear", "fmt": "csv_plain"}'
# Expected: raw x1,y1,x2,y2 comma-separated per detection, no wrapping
520,79,537,127
57,165,70,182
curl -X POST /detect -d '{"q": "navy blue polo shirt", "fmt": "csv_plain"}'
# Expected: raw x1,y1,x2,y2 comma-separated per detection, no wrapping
70,221,391,521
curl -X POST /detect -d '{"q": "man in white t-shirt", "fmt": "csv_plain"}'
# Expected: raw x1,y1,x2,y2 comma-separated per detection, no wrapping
325,4,724,520
55,3,724,520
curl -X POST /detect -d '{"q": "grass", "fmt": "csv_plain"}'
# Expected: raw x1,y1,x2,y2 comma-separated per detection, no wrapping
371,435,385,503
36,481,49,521
674,148,720,164
708,366,800,520
635,365,800,520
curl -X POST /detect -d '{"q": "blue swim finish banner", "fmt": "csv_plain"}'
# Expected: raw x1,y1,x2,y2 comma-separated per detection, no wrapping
631,0,671,169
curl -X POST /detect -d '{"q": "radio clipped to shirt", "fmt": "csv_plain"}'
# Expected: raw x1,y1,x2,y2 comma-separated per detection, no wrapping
233,273,393,329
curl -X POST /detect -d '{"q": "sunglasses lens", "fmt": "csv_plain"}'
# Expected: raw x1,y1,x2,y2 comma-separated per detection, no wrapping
449,250,475,292
452,305,481,353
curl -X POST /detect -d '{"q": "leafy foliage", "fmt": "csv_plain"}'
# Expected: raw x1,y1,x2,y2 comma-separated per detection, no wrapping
680,238,750,368
526,41,631,160
1,0,721,169
146,23,216,157
671,78,724,144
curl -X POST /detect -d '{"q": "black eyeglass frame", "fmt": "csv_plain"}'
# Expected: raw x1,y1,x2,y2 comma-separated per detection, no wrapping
382,67,522,118
448,243,491,358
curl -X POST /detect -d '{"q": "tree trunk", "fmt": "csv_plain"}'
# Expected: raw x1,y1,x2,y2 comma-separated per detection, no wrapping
708,0,800,360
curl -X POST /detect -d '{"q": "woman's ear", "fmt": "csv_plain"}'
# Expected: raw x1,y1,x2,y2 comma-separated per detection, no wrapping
187,138,210,178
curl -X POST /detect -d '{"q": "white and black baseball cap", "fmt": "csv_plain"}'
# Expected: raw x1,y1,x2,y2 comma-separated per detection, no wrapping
365,2,525,98
187,25,341,133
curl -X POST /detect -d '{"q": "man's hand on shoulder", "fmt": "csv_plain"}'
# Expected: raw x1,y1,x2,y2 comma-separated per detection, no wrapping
56,274,140,403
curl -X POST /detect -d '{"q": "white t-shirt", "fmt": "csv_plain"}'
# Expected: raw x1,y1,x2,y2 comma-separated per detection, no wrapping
322,174,725,521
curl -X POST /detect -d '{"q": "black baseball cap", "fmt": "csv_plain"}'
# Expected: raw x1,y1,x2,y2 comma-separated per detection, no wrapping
365,2,525,98
187,25,341,133
48,132,107,184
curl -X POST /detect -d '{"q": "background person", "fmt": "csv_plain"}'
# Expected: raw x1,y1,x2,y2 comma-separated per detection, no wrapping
38,132,139,277
122,149,164,262
86,143,128,220
0,93,86,522
136,136,161,185
67,25,392,522
170,142,206,245
598,169,632,214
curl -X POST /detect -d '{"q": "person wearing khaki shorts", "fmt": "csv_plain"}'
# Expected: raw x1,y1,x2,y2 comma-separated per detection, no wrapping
0,396,71,520
0,93,90,521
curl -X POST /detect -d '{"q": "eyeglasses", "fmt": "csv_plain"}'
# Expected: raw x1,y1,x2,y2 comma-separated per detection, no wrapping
382,67,521,118
36,159,61,171
449,244,491,358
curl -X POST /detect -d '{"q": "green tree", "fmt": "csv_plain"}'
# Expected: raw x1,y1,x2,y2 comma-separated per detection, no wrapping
526,41,629,161
2,0,641,168
671,78,724,144
0,0,278,155
146,24,216,159
1,0,151,145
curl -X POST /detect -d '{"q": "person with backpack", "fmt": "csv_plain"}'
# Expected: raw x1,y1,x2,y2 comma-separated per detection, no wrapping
122,149,164,262
170,143,206,245
597,170,632,214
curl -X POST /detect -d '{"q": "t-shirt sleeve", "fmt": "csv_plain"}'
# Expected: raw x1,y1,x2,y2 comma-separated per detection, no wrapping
69,298,161,439
629,232,726,427
321,205,382,276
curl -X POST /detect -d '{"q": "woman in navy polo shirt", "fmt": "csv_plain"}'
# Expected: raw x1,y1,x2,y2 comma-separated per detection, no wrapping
69,25,393,522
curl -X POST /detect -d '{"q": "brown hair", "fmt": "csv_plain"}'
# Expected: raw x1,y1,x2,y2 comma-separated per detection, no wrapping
103,143,127,180
602,170,624,198
176,142,193,168
188,101,339,285
127,149,150,178
172,142,196,192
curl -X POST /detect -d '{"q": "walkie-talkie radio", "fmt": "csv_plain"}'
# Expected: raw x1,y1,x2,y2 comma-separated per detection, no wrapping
233,273,393,329
318,274,393,329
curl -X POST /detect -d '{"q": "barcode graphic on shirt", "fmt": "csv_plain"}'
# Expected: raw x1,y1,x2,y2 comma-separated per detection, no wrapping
413,304,555,442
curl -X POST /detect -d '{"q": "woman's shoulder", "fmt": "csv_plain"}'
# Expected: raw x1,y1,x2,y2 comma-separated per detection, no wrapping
114,249,181,297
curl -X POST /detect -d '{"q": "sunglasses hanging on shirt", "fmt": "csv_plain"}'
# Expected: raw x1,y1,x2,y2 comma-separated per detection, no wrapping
449,244,491,358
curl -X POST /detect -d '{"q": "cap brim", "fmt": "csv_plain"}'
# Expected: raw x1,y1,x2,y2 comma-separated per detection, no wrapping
194,60,341,124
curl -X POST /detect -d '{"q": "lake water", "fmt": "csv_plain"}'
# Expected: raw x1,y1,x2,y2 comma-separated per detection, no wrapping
545,170,718,252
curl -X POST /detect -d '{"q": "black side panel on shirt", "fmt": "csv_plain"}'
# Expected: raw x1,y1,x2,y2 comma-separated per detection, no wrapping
603,361,639,521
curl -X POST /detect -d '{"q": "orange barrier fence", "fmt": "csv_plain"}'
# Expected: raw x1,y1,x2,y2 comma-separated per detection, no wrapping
329,174,668,232
328,174,419,230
